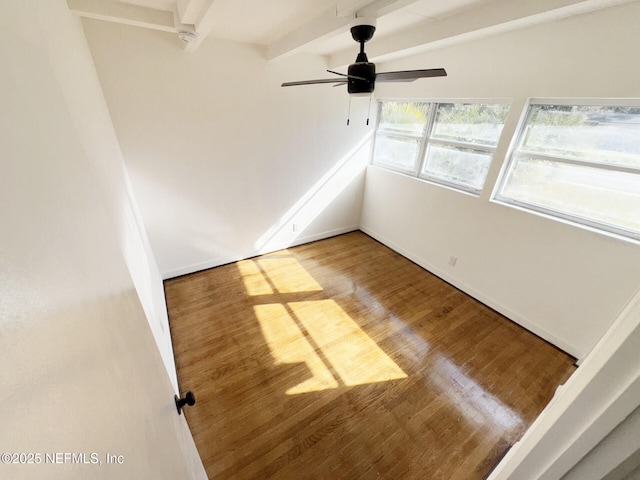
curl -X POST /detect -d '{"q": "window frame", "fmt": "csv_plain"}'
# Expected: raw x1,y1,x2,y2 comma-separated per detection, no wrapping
492,98,640,242
372,99,511,195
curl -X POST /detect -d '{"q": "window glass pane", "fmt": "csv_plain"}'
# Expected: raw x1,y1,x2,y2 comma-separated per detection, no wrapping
422,144,493,191
378,101,431,136
431,103,510,147
501,155,640,233
373,135,421,173
522,105,640,168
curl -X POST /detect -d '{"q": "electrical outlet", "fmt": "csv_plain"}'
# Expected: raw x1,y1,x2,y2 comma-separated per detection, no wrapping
448,256,458,267
292,223,299,232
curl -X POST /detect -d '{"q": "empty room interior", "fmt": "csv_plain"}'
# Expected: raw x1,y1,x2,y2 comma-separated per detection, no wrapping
2,0,640,479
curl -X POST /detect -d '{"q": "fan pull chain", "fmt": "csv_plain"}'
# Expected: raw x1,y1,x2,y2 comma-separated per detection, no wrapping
347,95,352,126
366,93,373,126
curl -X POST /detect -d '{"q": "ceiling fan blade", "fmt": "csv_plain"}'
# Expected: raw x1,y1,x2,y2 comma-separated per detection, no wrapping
376,68,447,82
281,78,348,87
326,69,368,82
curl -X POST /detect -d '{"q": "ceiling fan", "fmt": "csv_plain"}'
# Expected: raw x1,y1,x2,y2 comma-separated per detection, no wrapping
281,22,447,96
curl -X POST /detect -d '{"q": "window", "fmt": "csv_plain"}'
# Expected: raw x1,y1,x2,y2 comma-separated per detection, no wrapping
421,103,510,192
494,102,640,240
372,102,431,175
372,101,510,194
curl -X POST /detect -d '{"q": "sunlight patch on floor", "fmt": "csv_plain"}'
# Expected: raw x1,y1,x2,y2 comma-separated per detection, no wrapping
238,256,323,295
245,252,407,395
254,303,338,395
257,257,323,293
237,260,274,296
290,300,407,387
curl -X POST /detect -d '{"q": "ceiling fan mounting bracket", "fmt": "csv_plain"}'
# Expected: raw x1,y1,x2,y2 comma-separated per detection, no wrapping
351,24,376,44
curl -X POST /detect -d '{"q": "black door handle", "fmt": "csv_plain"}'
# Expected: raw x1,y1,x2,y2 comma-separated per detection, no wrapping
175,391,196,415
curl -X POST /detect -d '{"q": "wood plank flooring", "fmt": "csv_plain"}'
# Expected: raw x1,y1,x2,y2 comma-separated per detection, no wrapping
165,232,576,480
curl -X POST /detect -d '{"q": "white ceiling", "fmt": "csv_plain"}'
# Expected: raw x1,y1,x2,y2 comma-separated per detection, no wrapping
71,0,636,62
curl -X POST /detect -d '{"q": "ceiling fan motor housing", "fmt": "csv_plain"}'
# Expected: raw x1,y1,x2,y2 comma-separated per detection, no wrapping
348,62,375,94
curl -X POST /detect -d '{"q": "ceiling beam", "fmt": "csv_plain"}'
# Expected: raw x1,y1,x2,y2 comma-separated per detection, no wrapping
358,0,423,18
177,0,209,24
67,0,176,33
336,0,420,17
68,0,218,53
336,0,378,16
267,7,353,60
328,0,635,68
183,0,217,52
336,0,373,16
267,0,421,60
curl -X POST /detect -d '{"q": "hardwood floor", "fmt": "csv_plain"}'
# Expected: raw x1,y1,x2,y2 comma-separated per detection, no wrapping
165,232,576,480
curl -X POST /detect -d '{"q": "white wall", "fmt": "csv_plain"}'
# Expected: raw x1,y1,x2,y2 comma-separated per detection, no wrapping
81,20,373,278
361,1,640,359
0,1,204,478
